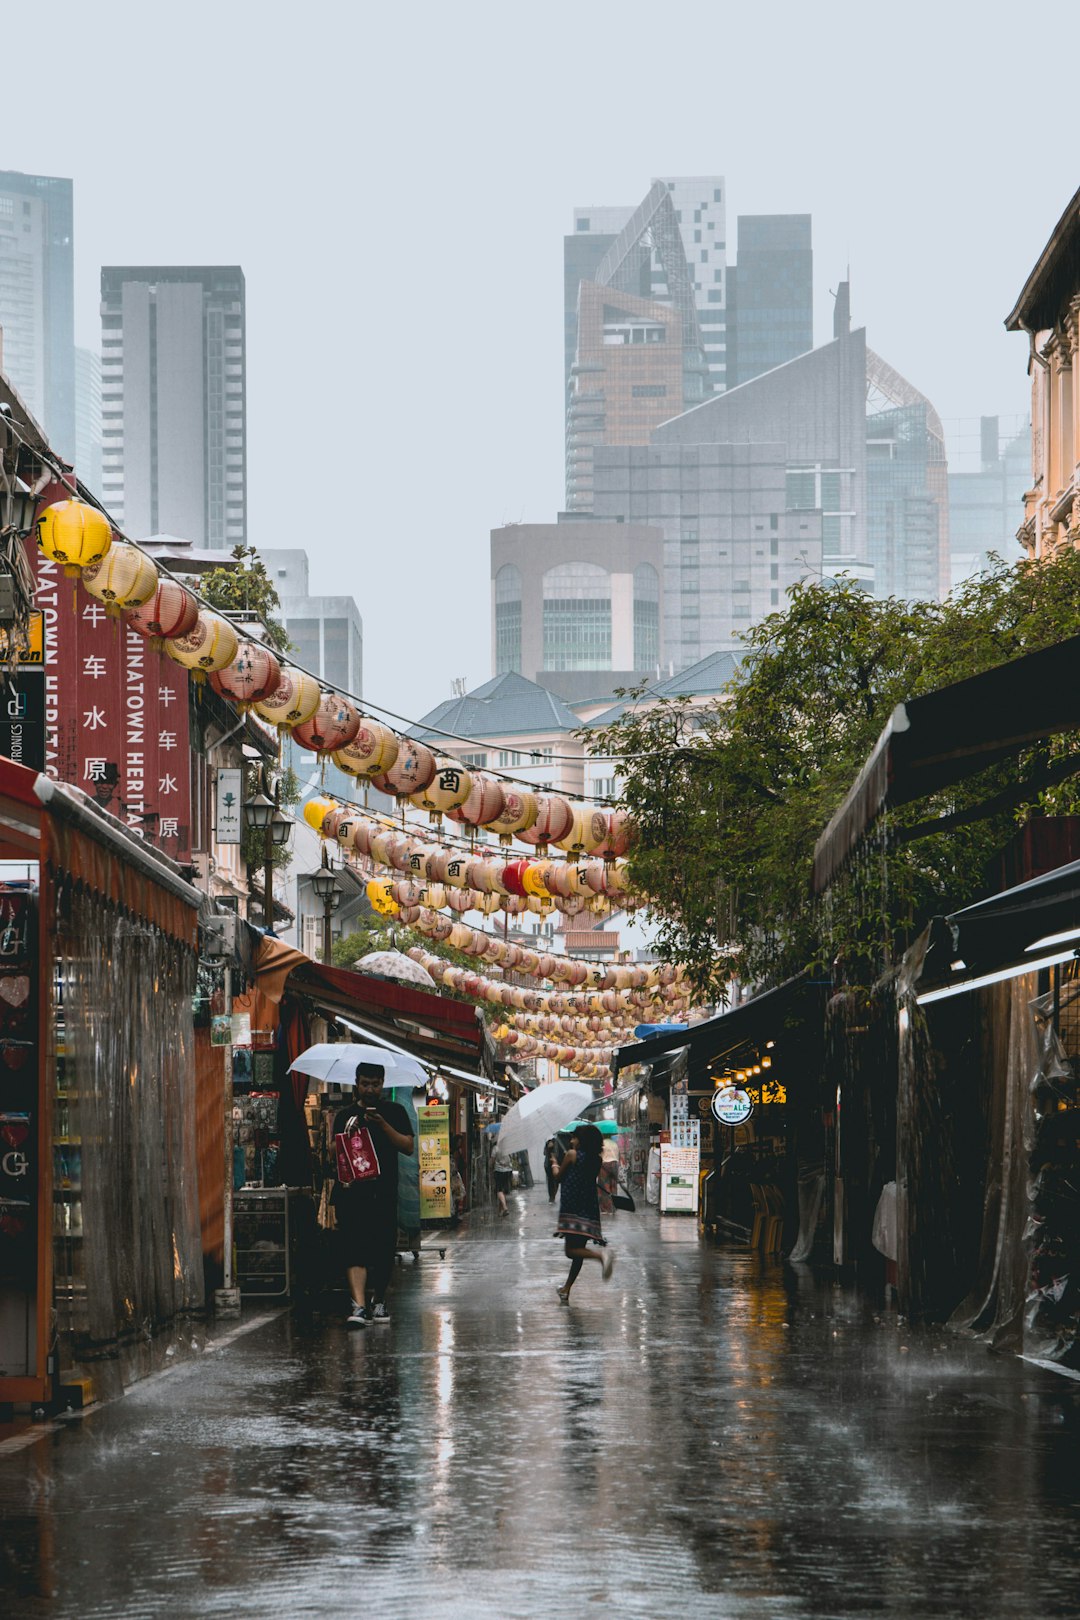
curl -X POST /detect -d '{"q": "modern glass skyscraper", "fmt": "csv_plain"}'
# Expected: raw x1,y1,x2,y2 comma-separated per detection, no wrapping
0,170,75,456
726,215,813,388
74,347,102,491
100,266,246,546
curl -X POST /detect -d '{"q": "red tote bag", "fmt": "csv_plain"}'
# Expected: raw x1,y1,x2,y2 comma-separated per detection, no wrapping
335,1125,381,1184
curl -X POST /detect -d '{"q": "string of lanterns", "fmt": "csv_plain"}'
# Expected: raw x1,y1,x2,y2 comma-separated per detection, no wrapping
37,500,637,827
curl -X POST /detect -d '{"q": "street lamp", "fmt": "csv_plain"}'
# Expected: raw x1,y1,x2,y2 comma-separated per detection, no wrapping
244,768,291,934
309,847,342,963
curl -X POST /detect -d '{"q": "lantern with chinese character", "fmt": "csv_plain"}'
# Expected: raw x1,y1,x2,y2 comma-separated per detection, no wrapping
80,541,158,616
554,805,609,856
409,758,473,821
446,772,506,829
36,498,113,578
254,667,322,730
165,610,240,681
303,795,337,834
370,740,437,799
292,692,361,755
366,879,399,918
125,579,199,646
332,720,399,779
517,793,574,853
487,787,539,845
209,641,282,709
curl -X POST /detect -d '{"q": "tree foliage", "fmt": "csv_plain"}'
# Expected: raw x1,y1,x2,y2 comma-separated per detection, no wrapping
200,544,291,653
589,554,1080,995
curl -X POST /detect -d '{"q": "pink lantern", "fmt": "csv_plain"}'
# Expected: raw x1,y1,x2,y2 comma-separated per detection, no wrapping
517,794,574,851
602,808,635,859
487,787,539,844
292,693,361,755
125,579,199,644
372,740,437,799
209,642,281,708
447,772,506,828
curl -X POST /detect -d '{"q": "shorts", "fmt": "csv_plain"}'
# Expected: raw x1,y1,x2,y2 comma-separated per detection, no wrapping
495,1170,512,1194
336,1194,397,1274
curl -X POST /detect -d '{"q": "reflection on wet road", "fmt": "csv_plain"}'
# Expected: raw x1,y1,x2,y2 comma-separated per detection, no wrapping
3,1193,1080,1618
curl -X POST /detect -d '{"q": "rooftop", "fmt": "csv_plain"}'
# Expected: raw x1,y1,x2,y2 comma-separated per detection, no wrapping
412,671,582,744
585,649,742,727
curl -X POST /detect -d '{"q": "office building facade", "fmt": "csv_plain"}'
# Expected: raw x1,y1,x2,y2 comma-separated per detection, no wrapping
946,416,1031,588
0,170,75,455
100,266,246,546
491,519,664,703
74,346,102,491
726,214,813,388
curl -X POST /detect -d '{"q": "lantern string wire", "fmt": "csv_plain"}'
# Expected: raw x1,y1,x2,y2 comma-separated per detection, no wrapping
15,431,659,802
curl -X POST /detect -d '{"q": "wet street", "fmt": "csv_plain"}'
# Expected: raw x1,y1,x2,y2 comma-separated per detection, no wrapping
3,1192,1080,1620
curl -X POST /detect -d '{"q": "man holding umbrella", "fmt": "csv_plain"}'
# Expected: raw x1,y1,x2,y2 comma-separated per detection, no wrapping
333,1061,415,1328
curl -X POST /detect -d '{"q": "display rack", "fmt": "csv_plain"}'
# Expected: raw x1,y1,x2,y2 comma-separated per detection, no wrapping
233,1187,290,1297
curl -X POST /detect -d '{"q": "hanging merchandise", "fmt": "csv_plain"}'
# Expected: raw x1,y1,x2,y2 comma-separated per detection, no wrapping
124,578,200,646
332,720,399,779
292,692,362,755
80,540,159,615
164,610,240,680
409,758,474,820
36,498,113,577
209,642,282,709
254,666,322,729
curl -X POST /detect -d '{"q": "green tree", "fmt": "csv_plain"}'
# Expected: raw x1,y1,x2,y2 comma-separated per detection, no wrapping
589,553,1080,995
201,544,291,653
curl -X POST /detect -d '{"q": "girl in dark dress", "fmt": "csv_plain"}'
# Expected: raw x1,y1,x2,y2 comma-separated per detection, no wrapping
550,1124,615,1303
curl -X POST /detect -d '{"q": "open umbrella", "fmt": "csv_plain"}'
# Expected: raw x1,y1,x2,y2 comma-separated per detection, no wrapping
560,1118,620,1136
496,1080,593,1176
287,1042,428,1092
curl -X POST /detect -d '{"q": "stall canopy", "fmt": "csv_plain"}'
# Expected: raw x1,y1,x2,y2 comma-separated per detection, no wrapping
613,973,820,1075
917,856,1080,998
255,936,490,1073
811,632,1080,895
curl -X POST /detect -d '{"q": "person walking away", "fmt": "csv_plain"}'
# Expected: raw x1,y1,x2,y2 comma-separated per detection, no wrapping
551,1124,614,1303
493,1140,513,1216
333,1062,414,1328
544,1136,560,1202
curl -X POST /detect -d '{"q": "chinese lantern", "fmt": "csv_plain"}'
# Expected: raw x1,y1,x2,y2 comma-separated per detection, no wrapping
554,806,609,856
125,579,199,646
447,772,506,829
442,852,472,889
332,720,399,779
209,641,281,709
409,758,473,820
254,667,322,729
518,794,574,852
366,879,399,918
165,610,239,680
487,787,539,844
303,795,337,833
80,540,158,615
499,858,530,899
602,808,635,859
371,740,437,799
36,499,113,577
292,692,361,755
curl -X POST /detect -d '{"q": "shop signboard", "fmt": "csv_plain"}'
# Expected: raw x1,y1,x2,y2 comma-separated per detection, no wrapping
418,1102,452,1221
0,670,45,772
711,1086,754,1127
215,767,243,845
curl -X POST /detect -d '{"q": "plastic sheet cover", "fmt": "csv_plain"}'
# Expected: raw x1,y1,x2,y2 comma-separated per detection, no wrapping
52,876,203,1394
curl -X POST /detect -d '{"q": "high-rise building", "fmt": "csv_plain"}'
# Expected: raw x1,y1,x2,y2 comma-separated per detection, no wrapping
946,416,1031,588
100,266,246,546
0,170,75,455
652,176,728,392
725,214,813,388
74,346,102,491
565,205,634,392
491,518,664,702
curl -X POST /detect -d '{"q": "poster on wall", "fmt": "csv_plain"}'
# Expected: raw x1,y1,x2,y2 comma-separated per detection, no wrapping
418,1103,451,1222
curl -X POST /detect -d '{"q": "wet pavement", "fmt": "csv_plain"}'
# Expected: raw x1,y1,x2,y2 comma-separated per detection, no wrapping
4,1192,1080,1619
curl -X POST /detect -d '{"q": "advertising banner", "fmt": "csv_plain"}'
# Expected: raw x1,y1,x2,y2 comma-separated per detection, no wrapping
417,1102,452,1222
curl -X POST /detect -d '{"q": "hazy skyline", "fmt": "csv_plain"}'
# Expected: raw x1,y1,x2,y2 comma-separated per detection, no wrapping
2,0,1072,719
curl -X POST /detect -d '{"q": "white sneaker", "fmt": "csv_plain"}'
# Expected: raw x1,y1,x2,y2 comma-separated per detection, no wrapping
601,1248,616,1281
372,1302,391,1324
346,1304,370,1329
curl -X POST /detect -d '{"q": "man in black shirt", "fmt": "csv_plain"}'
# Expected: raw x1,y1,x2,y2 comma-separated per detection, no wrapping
333,1061,414,1328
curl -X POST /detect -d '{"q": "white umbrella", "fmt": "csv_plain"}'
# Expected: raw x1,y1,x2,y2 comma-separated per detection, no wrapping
496,1080,594,1175
352,949,436,989
288,1042,428,1092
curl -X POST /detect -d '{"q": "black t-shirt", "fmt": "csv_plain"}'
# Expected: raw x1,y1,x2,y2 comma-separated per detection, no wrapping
332,1096,413,1209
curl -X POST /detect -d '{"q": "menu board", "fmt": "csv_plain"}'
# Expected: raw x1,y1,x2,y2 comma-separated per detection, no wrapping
418,1103,451,1222
661,1117,700,1214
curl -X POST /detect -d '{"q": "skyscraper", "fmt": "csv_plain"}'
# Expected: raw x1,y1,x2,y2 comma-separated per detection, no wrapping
100,266,246,545
946,416,1030,588
652,176,728,392
726,215,813,388
0,170,75,455
74,347,102,491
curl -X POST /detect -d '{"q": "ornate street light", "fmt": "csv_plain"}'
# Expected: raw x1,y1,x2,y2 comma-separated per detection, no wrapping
309,848,342,963
244,769,291,934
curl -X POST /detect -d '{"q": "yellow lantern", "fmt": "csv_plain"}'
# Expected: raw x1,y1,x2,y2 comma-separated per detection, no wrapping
554,806,609,856
304,796,337,834
332,720,399,779
164,610,239,679
366,879,399,918
254,667,322,729
409,758,474,820
80,540,159,615
487,787,539,844
521,863,551,900
36,499,113,577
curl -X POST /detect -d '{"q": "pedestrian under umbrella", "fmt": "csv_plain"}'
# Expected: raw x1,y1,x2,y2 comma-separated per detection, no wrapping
550,1123,615,1303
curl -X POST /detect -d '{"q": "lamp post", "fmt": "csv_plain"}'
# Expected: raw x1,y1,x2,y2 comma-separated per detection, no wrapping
243,768,292,934
309,847,342,964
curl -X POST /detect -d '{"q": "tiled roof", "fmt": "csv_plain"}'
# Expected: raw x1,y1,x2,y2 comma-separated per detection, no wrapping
585,649,742,728
412,671,581,743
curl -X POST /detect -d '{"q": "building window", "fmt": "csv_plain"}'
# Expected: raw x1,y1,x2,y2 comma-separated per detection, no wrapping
633,562,659,672
632,384,667,398
495,563,522,674
461,752,487,769
577,218,590,232
498,749,523,768
542,562,611,671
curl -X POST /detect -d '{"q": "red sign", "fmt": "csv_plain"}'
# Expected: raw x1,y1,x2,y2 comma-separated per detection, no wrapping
30,533,192,861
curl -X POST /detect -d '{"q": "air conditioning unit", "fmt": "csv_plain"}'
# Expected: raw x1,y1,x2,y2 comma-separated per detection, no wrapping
201,912,238,959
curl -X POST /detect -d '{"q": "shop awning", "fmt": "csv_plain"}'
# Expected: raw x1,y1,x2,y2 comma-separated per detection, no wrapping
255,938,489,1072
917,856,1080,1002
613,972,820,1074
811,633,1080,895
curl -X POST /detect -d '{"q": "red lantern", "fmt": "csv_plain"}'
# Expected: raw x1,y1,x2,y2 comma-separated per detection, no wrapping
209,642,281,708
292,693,361,755
125,579,198,645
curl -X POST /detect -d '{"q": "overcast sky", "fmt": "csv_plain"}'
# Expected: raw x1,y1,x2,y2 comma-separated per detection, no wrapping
4,1,1075,719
